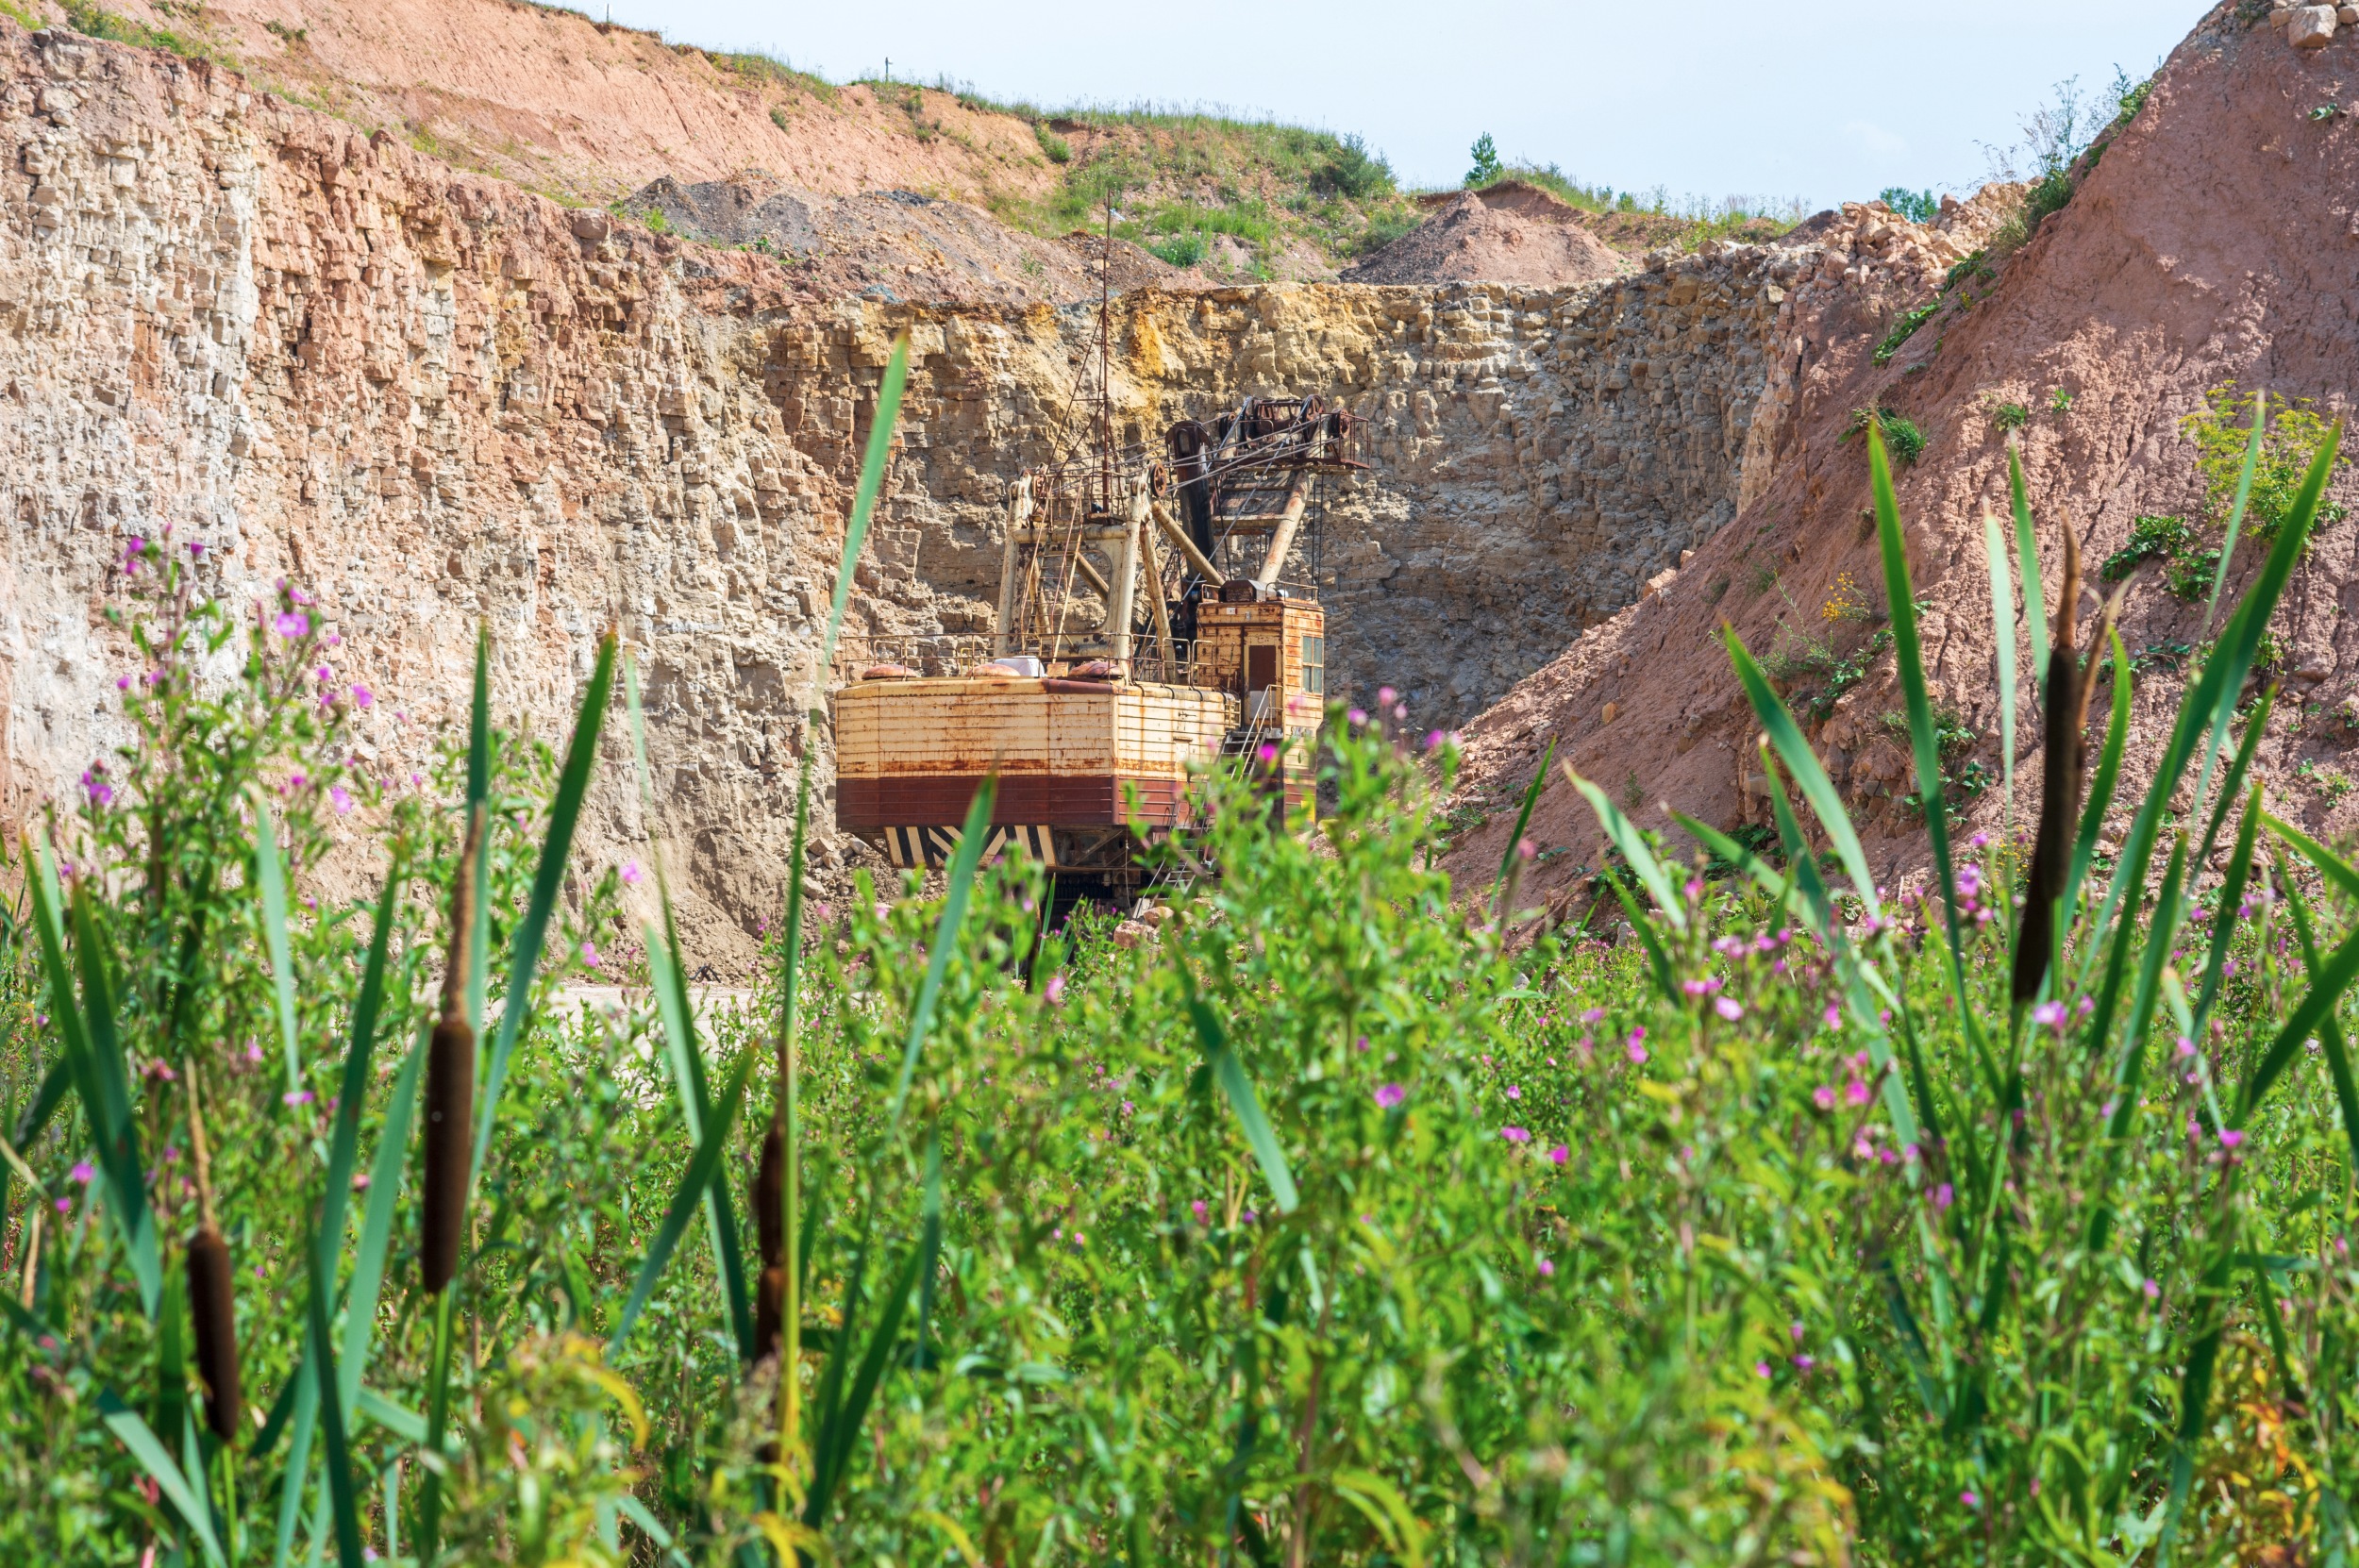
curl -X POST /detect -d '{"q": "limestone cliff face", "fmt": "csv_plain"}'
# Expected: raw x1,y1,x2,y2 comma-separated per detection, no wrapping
0,23,1822,960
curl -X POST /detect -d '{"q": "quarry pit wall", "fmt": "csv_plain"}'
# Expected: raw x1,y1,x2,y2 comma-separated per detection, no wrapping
0,24,1809,953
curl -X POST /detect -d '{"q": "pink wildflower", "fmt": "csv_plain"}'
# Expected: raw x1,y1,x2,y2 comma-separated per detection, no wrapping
1375,1083,1406,1109
1715,995,1743,1022
1500,1126,1531,1144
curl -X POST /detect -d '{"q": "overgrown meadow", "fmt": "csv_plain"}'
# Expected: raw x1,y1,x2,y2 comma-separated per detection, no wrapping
7,343,2359,1567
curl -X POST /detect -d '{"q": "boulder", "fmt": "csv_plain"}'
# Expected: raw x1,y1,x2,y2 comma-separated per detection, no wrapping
2291,6,2337,47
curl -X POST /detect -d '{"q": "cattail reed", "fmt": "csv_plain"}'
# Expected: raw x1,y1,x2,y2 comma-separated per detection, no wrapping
184,1058,242,1442
2014,529,2084,1005
421,806,485,1296
753,1115,785,1359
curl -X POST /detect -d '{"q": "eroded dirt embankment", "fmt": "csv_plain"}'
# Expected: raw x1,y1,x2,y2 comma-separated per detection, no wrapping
0,16,1912,960
1444,1,2359,916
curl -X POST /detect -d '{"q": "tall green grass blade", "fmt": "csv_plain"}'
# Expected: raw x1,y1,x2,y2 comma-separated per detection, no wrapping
885,776,998,1136
1871,421,1979,1050
2195,786,2264,1030
2083,425,2338,981
608,1045,757,1356
2156,1253,2235,1565
1494,737,1556,902
1564,767,1685,932
413,1289,456,1562
339,1021,423,1415
1725,627,1881,920
1983,510,2020,837
2201,390,2267,639
253,797,302,1095
25,846,159,1316
2281,867,2359,1174
2066,629,2132,914
100,1389,226,1568
470,631,618,1186
1182,961,1300,1214
2008,443,2049,689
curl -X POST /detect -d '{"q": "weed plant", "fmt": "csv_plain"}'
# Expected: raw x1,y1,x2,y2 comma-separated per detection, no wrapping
9,351,2359,1566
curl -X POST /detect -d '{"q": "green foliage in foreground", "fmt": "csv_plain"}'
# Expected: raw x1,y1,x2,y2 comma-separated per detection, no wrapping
8,388,2359,1567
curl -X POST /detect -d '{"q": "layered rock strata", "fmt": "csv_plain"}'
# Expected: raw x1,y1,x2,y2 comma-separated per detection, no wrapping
0,22,1867,957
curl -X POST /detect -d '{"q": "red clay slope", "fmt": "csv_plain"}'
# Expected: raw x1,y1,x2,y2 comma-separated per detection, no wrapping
1445,1,2359,913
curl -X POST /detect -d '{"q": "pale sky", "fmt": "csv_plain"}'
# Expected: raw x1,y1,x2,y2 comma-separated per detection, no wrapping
588,0,2209,213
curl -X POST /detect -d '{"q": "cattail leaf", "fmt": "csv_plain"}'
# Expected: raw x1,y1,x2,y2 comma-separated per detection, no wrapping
807,1239,926,1525
1180,959,1300,1215
1869,418,1980,1050
1563,765,1685,933
2111,835,2190,1129
1673,810,1788,905
465,626,492,1036
470,631,618,1188
2193,786,2266,1030
154,1255,189,1455
338,1019,424,1416
0,1059,68,1233
2265,809,2359,905
1983,510,2021,838
1494,736,1555,898
2084,424,2339,987
912,1126,943,1374
1724,626,1881,922
2239,885,2359,1121
2066,628,2133,915
2280,867,2359,1175
251,794,303,1096
2195,686,2274,876
644,926,756,1362
303,1229,365,1568
2008,442,2049,690
608,1044,757,1357
886,775,999,1136
2200,389,2267,637
1602,874,1680,1005
1760,757,1925,1151
318,869,401,1268
97,1389,226,1568
25,844,159,1317
267,1370,316,1568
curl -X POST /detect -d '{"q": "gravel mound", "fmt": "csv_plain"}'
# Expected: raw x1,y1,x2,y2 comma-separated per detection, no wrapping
1344,190,1627,287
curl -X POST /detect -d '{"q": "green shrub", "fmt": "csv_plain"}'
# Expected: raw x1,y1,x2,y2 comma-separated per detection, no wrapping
1992,400,2032,431
1464,130,1502,188
1146,231,1206,267
2167,544,2222,601
1843,406,1927,465
2099,512,2195,580
2182,384,2351,542
1872,301,1941,364
1318,133,1392,200
1878,186,1937,224
1034,124,1071,164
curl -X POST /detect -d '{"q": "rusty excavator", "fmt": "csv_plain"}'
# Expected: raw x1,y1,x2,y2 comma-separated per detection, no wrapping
830,242,1367,908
